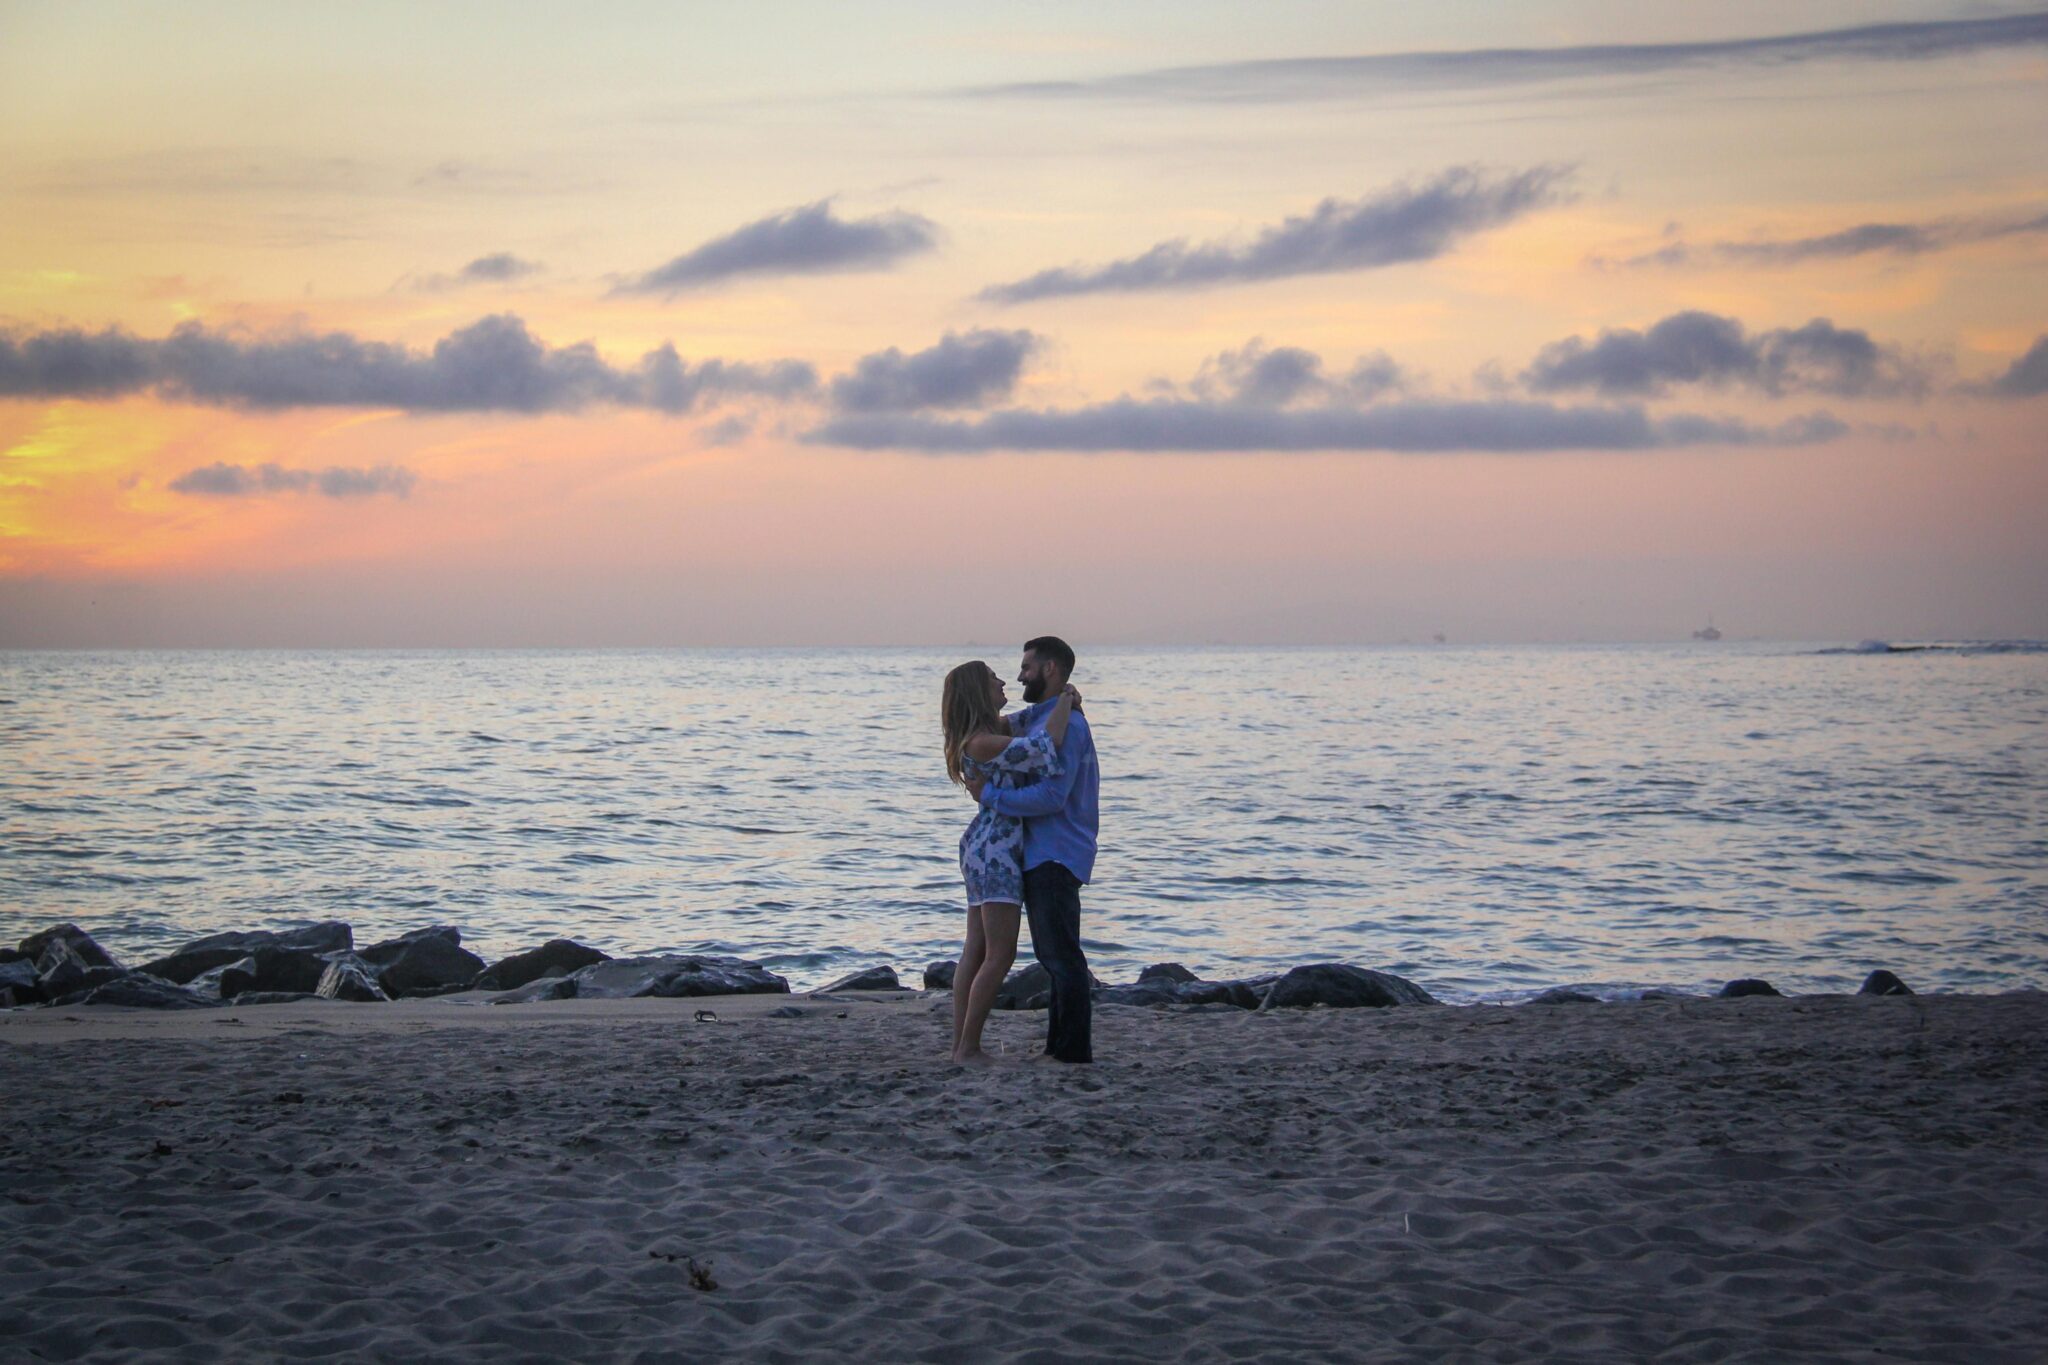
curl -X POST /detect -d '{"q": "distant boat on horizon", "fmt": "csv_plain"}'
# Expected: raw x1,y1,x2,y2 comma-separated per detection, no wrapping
1692,616,1723,641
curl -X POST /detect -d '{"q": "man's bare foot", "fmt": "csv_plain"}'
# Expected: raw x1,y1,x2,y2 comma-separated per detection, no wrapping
952,1049,997,1066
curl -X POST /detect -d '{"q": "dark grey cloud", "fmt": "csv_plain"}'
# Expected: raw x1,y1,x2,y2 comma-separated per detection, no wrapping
168,462,416,498
1984,335,2048,398
615,200,938,294
1523,311,1932,399
805,398,1844,455
982,166,1569,303
0,315,817,414
410,252,545,291
1603,209,2048,268
1193,339,1405,406
962,14,2048,103
829,329,1037,412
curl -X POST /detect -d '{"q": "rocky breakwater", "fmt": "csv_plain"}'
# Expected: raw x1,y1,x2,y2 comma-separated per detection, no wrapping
916,958,1441,1012
0,922,789,1011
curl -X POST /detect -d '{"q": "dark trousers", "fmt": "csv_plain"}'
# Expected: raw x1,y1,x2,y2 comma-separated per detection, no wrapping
1023,861,1092,1063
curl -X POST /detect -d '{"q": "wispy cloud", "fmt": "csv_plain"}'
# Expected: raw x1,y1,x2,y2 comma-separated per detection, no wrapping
614,200,938,295
960,14,2048,103
1599,209,2048,268
168,462,416,498
0,316,817,414
1980,335,2048,398
1522,311,1934,399
980,166,1570,303
829,329,1037,412
407,252,544,293
805,399,1845,455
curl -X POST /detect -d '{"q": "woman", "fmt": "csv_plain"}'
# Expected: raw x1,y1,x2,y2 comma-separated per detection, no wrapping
940,660,1078,1065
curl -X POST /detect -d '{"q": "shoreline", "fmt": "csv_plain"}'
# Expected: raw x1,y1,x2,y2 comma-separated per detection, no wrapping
4,991,2043,1361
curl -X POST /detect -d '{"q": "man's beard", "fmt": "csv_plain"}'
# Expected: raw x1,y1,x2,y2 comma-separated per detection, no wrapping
1021,678,1047,704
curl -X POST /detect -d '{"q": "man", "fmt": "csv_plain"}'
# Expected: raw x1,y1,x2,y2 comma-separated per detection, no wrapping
968,635,1100,1063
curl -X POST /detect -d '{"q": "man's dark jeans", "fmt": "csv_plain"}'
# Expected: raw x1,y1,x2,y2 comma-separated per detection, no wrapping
1023,861,1092,1063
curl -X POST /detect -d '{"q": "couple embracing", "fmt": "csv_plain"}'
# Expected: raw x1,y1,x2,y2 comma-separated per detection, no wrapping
939,636,1099,1066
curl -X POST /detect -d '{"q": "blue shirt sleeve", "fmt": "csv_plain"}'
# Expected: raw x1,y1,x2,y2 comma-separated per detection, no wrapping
981,713,1089,817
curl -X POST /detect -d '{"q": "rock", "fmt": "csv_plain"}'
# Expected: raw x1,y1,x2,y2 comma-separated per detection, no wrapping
1859,969,1914,997
489,976,578,1004
61,973,217,1010
1137,962,1198,984
923,960,957,990
1718,978,1782,998
0,947,29,964
475,939,610,991
1094,979,1185,1008
139,921,353,984
1259,963,1438,1010
229,991,326,1006
317,953,389,1002
1529,987,1603,1005
373,934,486,998
991,962,1106,1011
767,1005,809,1019
566,955,789,1000
0,959,41,1004
35,939,127,1001
219,946,329,999
815,965,906,993
19,924,120,971
357,925,463,968
1186,976,1279,1009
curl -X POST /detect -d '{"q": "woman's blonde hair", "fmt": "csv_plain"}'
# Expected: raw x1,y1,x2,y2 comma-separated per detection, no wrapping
941,660,1003,786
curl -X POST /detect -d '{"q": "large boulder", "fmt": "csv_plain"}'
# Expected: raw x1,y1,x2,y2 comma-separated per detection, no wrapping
357,925,463,967
1859,970,1914,997
35,938,127,1000
219,946,331,999
566,955,789,1000
317,953,389,1002
1090,973,1277,1010
475,939,610,992
1094,979,1186,1008
373,934,485,998
139,921,352,984
1259,964,1438,1010
815,965,907,993
1718,978,1782,999
1137,962,1198,984
923,960,958,990
60,974,217,1010
19,924,119,971
229,991,326,1006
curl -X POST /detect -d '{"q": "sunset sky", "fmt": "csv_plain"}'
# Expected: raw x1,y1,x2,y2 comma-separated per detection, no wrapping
2,1,2044,645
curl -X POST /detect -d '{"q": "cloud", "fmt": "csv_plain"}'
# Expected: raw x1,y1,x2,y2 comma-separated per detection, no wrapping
168,462,416,498
805,398,1844,455
1601,210,2048,268
410,252,544,292
1983,335,2048,398
1522,311,1933,399
1192,339,1404,406
615,200,938,294
961,14,2048,103
829,329,1037,412
0,315,817,414
979,166,1570,303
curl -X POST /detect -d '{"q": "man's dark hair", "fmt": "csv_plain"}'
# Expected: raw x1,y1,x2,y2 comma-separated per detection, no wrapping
1023,635,1076,680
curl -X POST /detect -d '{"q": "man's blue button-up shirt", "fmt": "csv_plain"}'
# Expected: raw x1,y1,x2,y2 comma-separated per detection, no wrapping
979,694,1099,884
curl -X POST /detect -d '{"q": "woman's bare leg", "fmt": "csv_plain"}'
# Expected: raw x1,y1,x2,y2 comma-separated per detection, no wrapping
952,904,986,1055
954,903,1020,1063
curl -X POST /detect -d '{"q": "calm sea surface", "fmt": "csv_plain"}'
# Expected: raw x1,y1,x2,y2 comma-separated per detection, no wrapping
2,646,2043,1001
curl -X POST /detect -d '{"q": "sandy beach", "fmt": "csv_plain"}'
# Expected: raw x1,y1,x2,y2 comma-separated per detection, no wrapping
3,989,2043,1362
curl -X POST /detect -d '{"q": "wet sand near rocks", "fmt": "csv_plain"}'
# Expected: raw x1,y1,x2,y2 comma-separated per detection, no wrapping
3,991,2045,1362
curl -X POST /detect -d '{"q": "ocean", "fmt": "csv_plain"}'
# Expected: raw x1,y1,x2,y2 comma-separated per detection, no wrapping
3,644,2043,1001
